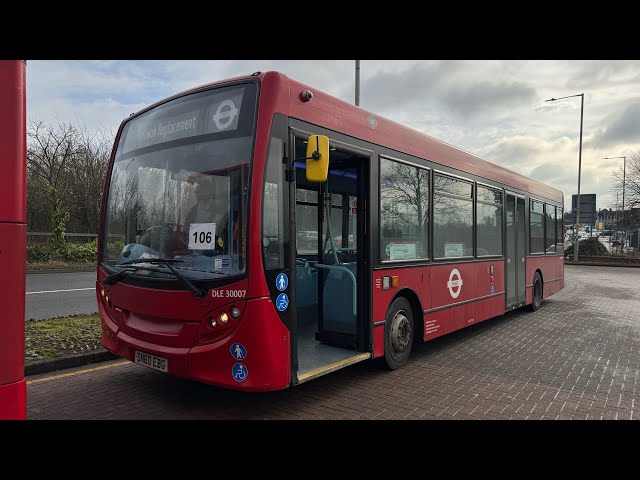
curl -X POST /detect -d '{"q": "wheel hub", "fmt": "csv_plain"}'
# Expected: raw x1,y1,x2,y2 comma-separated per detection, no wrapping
390,310,411,355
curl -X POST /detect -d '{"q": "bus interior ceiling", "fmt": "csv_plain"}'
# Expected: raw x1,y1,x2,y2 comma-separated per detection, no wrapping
294,143,365,377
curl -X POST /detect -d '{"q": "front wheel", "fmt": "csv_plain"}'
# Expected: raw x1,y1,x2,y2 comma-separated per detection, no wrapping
529,272,542,311
382,297,414,370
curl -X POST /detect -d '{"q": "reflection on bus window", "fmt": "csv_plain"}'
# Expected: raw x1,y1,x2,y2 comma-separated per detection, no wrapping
379,157,429,261
477,185,503,256
434,174,473,258
530,200,545,253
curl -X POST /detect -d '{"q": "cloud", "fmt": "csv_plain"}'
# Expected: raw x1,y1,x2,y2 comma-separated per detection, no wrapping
163,60,356,101
27,95,147,138
22,60,640,214
27,61,172,103
442,81,536,117
590,101,640,147
565,60,640,90
349,61,536,121
480,135,570,172
529,161,576,186
344,62,456,112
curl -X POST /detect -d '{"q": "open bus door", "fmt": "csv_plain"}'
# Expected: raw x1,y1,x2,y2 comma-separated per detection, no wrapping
291,132,371,384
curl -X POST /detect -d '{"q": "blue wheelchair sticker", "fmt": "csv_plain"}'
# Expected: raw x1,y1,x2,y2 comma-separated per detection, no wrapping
232,363,248,382
276,293,289,311
230,343,247,360
276,273,288,291
490,284,495,294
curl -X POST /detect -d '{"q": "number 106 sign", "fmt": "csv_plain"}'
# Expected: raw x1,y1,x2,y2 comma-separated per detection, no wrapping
188,223,216,250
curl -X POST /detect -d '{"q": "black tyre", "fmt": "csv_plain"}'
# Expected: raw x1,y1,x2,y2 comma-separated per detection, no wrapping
382,297,414,370
529,272,543,311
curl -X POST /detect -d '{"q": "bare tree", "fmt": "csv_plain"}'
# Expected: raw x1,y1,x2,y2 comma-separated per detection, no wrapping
68,126,111,233
611,151,640,232
27,120,81,248
380,161,429,258
26,119,113,247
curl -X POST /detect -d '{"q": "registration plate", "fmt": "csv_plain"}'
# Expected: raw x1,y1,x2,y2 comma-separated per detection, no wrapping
134,350,168,373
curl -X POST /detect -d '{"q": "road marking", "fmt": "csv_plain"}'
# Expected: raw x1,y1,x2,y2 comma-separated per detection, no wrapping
26,287,95,295
27,361,130,384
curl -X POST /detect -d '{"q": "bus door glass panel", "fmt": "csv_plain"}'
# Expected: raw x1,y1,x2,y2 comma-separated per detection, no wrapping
516,197,526,304
506,194,516,307
319,159,358,337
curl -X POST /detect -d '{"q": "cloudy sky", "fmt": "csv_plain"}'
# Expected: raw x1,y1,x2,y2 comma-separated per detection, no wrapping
26,60,640,212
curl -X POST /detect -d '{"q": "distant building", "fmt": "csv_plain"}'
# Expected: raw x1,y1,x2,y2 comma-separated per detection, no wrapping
596,208,617,230
597,207,640,230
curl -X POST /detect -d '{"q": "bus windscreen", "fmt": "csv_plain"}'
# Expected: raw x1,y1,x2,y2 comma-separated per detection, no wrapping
101,83,257,281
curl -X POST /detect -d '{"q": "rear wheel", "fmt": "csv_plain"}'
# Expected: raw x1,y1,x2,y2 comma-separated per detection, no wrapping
529,272,542,311
382,297,414,370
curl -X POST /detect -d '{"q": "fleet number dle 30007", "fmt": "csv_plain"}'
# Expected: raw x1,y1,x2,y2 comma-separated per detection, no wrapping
211,290,247,298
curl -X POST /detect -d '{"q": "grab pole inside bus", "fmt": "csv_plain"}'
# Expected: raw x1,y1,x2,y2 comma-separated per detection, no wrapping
0,60,27,420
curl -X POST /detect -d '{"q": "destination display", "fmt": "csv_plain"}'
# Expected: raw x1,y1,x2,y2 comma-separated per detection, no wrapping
120,87,247,154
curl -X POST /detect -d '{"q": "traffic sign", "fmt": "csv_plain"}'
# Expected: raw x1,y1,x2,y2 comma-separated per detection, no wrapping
276,273,288,291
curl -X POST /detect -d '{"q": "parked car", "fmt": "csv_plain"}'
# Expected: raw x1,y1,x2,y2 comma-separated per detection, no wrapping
333,234,355,248
296,230,319,250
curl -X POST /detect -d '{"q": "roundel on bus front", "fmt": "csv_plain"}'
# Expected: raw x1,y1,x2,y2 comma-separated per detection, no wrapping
213,99,238,130
447,269,463,299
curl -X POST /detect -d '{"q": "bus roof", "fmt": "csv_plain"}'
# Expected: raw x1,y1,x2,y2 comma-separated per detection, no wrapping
280,72,563,205
131,70,564,205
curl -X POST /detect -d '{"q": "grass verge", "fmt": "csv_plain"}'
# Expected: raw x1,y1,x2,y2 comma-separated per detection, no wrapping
25,313,102,364
27,260,96,271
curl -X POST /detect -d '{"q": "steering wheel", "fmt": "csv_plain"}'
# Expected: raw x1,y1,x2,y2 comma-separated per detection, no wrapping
139,225,174,251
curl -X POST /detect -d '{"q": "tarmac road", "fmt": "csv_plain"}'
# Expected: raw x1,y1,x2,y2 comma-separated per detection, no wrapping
26,271,97,320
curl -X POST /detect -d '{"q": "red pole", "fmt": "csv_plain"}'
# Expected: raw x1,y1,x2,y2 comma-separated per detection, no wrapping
0,60,27,420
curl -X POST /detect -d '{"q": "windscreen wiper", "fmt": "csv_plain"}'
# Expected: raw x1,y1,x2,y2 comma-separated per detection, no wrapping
161,261,207,298
119,258,184,266
105,258,207,298
104,265,146,285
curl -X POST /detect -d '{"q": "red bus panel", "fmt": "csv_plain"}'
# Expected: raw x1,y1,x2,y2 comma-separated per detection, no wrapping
526,256,564,303
0,60,26,420
98,269,290,391
373,260,506,355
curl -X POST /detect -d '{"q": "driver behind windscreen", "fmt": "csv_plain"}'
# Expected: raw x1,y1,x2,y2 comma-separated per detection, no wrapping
183,178,227,255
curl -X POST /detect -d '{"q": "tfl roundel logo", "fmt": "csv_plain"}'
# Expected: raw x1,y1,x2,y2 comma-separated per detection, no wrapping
447,269,463,299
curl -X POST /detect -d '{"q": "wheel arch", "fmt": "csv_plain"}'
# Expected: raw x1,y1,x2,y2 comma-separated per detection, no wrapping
535,268,544,298
390,287,424,341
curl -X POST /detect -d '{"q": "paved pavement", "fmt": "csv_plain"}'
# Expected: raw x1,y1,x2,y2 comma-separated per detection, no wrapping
26,264,640,419
26,271,97,320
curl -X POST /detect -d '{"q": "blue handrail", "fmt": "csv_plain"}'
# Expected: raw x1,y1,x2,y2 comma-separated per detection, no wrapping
313,263,357,316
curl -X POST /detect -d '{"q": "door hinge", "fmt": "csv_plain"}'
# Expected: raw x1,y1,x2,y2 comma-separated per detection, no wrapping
283,153,294,182
285,169,294,182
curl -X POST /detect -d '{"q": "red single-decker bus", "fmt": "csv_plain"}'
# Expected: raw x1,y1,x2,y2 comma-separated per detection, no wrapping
97,71,564,391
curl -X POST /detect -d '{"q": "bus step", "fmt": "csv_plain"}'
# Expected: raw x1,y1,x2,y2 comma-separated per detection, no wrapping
297,352,371,385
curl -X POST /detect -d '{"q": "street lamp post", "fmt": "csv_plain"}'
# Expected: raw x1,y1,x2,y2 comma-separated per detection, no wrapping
604,156,626,252
355,60,360,106
545,93,584,262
